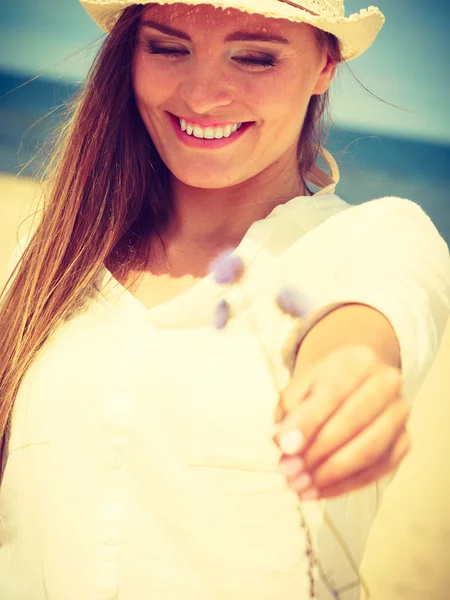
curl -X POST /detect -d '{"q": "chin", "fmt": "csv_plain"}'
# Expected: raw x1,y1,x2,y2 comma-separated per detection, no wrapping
182,177,233,189
170,165,240,190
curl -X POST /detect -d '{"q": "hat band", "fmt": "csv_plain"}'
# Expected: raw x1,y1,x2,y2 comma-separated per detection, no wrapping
277,0,342,18
278,1,318,16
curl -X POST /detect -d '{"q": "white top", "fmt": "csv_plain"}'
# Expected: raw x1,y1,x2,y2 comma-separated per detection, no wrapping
1,174,450,600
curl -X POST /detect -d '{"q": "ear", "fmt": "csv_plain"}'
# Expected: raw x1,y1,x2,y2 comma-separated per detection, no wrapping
312,55,337,95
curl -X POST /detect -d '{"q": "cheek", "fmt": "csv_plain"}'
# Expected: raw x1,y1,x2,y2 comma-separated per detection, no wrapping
133,55,176,110
254,77,311,135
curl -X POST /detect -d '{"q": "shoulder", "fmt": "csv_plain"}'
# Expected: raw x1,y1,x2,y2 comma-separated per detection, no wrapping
327,195,425,224
334,196,437,230
292,194,431,229
321,196,447,253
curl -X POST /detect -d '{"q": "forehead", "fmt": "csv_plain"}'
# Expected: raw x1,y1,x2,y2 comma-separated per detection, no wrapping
141,3,306,37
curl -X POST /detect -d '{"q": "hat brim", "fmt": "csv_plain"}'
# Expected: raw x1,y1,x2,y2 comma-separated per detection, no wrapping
80,0,385,61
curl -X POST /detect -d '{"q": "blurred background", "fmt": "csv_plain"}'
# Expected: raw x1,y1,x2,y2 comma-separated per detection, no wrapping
1,0,449,243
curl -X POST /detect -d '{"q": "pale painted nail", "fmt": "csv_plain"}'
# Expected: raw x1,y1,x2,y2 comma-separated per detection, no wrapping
279,429,304,455
290,472,312,493
300,487,320,501
278,456,305,478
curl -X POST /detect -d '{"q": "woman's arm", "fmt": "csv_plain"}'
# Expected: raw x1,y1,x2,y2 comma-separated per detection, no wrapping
285,197,450,407
274,197,450,500
293,302,402,377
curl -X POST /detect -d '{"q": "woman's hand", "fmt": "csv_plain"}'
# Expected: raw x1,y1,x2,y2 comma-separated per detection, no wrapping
273,344,412,500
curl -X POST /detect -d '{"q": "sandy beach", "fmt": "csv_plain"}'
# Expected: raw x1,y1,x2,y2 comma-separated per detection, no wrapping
1,173,450,599
0,173,43,280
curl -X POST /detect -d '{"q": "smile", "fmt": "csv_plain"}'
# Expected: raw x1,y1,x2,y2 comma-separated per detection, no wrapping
179,118,243,140
168,112,252,149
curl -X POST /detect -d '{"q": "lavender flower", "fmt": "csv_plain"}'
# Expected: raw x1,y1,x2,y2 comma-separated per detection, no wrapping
208,257,360,598
276,287,310,318
209,248,244,285
213,299,230,329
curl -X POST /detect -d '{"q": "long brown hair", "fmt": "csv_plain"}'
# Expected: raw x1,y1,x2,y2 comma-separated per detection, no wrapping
0,5,342,477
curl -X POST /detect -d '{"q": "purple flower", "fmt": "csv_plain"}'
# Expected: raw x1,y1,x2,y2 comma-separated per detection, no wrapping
276,287,310,318
209,249,244,285
213,299,231,329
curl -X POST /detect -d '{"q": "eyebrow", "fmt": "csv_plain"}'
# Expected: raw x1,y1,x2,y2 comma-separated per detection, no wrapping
141,20,290,45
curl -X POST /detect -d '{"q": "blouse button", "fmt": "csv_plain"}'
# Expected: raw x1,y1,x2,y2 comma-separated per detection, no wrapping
104,534,117,547
109,455,123,470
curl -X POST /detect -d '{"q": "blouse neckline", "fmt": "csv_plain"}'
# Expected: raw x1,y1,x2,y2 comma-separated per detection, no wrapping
98,208,278,329
97,151,340,328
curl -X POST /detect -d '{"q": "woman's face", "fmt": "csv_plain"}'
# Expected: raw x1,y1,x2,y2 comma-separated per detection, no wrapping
133,4,336,189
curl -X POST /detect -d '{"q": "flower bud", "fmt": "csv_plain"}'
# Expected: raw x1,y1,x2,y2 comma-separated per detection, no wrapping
209,249,244,285
276,287,310,318
213,299,230,329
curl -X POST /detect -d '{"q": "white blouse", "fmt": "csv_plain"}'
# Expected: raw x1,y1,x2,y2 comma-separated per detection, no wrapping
1,183,449,599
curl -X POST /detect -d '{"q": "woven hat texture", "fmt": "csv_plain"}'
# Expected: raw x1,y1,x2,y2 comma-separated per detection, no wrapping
79,0,385,61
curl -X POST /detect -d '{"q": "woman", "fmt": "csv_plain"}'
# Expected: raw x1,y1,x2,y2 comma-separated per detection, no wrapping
1,1,449,598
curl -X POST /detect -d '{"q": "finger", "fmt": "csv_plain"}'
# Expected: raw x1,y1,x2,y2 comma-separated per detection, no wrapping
303,366,402,471
278,344,376,417
274,345,379,453
310,398,410,489
316,430,412,499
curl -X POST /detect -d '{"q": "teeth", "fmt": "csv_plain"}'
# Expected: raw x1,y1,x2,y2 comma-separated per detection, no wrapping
203,127,215,139
179,118,243,140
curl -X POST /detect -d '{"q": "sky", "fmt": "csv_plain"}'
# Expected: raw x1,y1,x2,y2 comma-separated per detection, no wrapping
1,0,449,145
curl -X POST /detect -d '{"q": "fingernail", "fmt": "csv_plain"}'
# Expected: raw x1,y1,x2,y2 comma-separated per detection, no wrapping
279,429,304,455
290,472,313,493
279,456,305,478
300,487,319,501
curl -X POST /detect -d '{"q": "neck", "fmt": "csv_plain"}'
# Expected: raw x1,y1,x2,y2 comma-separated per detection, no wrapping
162,154,308,252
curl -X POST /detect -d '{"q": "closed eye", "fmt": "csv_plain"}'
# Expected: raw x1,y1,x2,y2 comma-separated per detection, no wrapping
145,44,278,69
235,56,277,68
145,45,188,58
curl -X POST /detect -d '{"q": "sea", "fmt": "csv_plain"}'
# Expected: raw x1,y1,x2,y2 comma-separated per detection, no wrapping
1,71,449,246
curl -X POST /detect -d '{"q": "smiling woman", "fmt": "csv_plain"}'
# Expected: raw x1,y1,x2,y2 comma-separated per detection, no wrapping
0,1,449,600
132,5,336,196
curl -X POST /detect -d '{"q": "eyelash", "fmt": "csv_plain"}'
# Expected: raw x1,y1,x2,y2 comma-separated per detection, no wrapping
145,44,277,69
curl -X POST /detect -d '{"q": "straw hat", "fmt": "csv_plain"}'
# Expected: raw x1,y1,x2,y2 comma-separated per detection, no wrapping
79,0,385,61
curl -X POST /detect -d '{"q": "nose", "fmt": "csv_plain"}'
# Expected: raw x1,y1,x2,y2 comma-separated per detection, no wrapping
178,58,234,115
